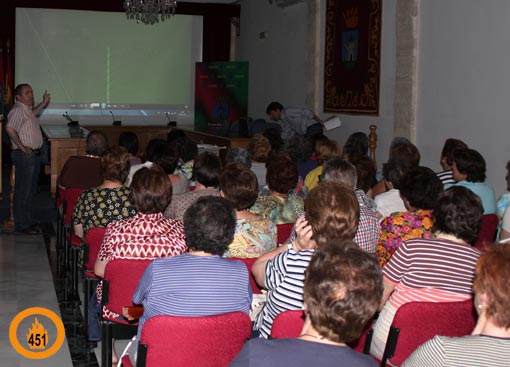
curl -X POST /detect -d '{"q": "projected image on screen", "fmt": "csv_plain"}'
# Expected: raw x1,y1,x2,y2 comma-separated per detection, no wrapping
15,8,202,122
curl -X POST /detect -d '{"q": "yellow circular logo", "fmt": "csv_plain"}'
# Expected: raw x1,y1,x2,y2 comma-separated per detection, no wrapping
9,307,65,359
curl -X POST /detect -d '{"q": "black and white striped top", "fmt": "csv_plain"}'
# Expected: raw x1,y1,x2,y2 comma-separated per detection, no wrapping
403,334,510,367
437,170,455,186
255,246,315,338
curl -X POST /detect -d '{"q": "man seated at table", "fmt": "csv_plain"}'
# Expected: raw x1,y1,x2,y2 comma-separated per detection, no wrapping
57,130,107,190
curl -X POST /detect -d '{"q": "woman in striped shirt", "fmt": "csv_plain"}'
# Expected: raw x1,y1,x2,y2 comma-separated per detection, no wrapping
403,243,510,367
370,186,483,360
252,181,360,338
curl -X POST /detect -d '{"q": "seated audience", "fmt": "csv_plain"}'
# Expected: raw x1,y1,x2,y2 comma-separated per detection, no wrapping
58,130,107,190
304,138,342,191
436,138,468,186
118,131,141,166
445,148,496,214
225,147,253,169
497,161,510,218
73,146,136,239
371,137,420,197
230,241,382,367
170,135,198,182
125,138,164,186
132,196,252,345
248,133,272,189
252,181,359,338
499,162,510,242
88,166,187,353
258,151,307,200
286,158,379,254
343,131,369,160
349,155,378,199
370,186,483,360
263,127,284,151
389,137,421,166
374,160,410,221
284,135,318,180
220,163,277,258
376,166,443,266
150,140,189,195
164,152,221,221
250,154,304,225
403,244,510,367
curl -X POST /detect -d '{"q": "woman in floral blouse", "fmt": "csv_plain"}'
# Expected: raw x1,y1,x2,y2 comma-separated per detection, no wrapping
73,146,137,238
220,163,277,258
250,152,304,225
376,166,443,266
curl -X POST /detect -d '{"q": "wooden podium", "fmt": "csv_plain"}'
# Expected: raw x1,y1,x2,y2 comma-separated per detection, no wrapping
41,125,88,197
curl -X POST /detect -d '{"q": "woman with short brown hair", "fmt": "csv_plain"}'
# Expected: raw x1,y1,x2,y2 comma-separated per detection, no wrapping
249,153,304,224
73,146,136,238
252,181,359,338
220,163,277,258
231,241,381,366
89,166,187,362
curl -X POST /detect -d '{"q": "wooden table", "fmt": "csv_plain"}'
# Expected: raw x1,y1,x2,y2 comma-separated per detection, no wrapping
42,124,250,197
86,125,250,153
41,125,89,197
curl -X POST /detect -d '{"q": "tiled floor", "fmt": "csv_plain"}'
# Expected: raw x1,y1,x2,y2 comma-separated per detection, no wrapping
0,229,73,366
0,224,102,367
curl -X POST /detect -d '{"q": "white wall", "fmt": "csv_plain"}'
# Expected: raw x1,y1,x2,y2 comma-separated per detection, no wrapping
237,0,397,166
236,0,307,116
416,0,510,195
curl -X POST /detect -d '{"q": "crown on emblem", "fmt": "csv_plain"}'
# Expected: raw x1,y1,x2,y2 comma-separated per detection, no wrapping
343,7,359,29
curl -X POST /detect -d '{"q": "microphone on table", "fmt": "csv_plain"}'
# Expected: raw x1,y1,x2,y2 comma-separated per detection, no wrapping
166,112,177,127
110,110,122,126
63,112,78,126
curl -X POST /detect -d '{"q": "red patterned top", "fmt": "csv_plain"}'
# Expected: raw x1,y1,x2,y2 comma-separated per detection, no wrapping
96,212,187,318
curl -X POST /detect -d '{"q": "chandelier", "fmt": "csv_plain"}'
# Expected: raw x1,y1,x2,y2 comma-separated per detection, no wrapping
124,0,177,25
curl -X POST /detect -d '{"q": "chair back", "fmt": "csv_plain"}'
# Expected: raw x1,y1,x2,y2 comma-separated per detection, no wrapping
62,188,85,225
227,257,262,294
383,299,476,366
475,214,499,251
276,223,294,245
270,310,305,339
138,312,251,367
102,259,153,317
84,227,107,272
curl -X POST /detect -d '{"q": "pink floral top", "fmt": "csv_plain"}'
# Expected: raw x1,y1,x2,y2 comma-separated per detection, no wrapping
376,209,434,266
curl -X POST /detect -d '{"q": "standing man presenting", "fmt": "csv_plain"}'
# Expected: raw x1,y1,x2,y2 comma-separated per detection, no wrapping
266,101,325,141
5,84,50,234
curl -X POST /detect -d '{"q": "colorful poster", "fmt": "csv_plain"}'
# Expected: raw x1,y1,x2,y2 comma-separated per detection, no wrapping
194,61,249,135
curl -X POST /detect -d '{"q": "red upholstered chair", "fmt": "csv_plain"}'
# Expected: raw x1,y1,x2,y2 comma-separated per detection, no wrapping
269,310,374,354
379,299,476,367
82,227,107,335
475,214,499,251
129,312,251,367
227,257,263,294
276,223,294,245
101,259,153,367
270,310,305,339
60,188,85,301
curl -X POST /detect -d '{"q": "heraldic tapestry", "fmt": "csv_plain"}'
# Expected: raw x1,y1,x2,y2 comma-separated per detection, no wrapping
324,0,382,115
